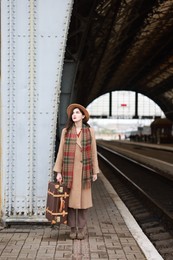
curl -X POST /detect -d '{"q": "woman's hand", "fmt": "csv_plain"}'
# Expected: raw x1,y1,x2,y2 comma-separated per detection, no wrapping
92,174,97,182
56,173,62,183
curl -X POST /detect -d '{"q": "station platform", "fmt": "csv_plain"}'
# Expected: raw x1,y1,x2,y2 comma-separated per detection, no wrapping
0,172,163,260
97,140,173,182
118,140,173,152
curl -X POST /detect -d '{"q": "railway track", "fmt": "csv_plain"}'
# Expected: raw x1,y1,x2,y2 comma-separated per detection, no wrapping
97,144,173,260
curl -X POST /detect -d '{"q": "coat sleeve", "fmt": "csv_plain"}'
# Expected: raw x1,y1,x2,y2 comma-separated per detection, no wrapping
53,128,66,173
90,127,100,175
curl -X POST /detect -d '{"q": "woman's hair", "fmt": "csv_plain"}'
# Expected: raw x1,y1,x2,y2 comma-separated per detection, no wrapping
65,107,90,132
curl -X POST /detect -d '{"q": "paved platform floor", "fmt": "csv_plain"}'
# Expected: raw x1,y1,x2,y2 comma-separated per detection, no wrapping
0,173,163,260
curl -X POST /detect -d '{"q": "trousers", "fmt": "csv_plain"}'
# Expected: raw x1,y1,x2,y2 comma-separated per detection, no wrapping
67,207,88,228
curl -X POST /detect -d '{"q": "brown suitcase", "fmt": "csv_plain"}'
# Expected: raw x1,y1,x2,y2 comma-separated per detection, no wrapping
46,182,70,225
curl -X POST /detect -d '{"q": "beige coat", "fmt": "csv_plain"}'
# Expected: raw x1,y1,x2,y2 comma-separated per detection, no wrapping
53,127,100,209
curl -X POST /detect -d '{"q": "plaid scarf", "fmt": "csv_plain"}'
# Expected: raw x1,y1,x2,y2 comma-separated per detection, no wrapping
62,124,93,189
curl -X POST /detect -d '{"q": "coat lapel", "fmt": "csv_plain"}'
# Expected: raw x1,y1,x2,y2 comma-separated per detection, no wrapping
76,135,82,148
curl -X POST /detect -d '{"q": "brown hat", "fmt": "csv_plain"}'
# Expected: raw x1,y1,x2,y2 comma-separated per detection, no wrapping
67,103,90,122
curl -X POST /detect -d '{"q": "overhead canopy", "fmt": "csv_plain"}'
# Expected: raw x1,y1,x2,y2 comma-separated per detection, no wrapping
65,0,173,121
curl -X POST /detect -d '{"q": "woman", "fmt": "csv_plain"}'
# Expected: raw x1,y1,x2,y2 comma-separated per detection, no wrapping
53,103,100,240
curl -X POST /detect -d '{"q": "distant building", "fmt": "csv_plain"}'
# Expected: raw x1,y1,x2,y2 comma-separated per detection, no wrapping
150,118,173,144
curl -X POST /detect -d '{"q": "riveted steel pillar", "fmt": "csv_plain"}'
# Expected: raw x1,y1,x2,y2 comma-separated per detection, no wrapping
58,61,77,135
1,0,73,223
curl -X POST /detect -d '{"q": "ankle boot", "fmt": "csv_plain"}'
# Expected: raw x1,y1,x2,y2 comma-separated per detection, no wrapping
77,228,85,240
69,227,77,239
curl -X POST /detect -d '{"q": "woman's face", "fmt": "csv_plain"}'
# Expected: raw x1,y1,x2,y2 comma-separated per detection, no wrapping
71,108,85,123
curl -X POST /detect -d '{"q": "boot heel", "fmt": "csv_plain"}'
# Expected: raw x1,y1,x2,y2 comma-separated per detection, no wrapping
69,227,77,239
77,228,85,240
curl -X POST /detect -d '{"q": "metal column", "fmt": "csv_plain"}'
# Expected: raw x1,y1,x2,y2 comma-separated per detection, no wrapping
1,0,73,223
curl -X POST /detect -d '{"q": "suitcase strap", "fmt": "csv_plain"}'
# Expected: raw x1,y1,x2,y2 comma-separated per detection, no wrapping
46,208,68,217
59,197,65,213
47,191,69,198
